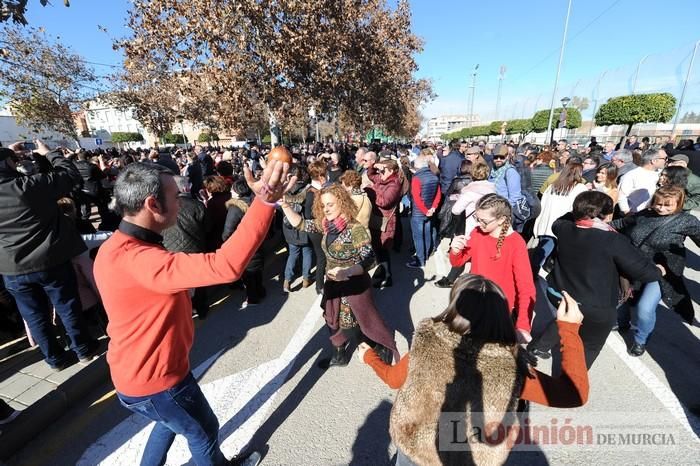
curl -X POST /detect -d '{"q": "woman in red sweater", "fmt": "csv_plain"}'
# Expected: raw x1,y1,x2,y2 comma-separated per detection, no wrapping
359,274,588,466
449,193,536,343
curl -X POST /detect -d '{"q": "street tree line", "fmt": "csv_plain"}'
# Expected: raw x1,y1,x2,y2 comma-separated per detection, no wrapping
442,93,677,144
0,0,433,146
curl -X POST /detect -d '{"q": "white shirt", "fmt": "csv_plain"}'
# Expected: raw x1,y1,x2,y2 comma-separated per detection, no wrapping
617,166,660,213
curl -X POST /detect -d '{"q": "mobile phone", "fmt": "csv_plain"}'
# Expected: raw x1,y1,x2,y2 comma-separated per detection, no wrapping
23,141,36,151
546,286,564,307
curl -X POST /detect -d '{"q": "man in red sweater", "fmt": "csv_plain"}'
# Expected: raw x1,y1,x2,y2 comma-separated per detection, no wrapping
94,159,292,466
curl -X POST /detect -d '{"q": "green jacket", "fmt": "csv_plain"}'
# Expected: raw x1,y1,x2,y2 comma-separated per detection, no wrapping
684,171,700,211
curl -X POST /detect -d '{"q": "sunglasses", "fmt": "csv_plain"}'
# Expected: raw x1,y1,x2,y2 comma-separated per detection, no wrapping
493,155,507,160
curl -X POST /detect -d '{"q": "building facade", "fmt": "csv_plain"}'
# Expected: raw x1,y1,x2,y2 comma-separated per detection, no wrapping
426,114,480,140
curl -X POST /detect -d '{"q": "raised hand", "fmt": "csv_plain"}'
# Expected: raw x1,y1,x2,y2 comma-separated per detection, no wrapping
556,290,584,324
244,159,296,204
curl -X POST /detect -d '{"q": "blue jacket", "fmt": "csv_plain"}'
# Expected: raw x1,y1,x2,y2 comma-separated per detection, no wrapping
438,150,464,194
411,167,440,218
489,165,524,206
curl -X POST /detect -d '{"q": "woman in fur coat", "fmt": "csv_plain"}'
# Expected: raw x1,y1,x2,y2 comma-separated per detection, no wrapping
359,274,588,466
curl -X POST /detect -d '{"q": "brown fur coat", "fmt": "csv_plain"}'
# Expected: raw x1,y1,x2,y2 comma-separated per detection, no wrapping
390,318,527,466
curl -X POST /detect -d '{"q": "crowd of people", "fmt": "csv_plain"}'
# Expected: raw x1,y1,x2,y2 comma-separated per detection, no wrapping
0,133,698,464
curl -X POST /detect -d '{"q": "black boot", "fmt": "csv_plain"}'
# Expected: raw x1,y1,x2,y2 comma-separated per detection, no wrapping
373,344,393,365
318,344,350,369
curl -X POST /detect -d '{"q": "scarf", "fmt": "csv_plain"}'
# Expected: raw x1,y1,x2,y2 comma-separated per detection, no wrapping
490,162,513,184
322,216,348,235
575,218,617,232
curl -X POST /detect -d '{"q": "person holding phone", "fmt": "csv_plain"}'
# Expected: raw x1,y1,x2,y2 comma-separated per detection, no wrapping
527,191,662,367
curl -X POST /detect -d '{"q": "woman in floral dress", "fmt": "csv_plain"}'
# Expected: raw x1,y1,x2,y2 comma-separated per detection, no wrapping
281,183,398,368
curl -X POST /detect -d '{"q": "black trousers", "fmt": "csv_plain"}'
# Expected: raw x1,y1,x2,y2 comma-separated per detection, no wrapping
242,270,265,303
308,232,326,293
528,296,615,369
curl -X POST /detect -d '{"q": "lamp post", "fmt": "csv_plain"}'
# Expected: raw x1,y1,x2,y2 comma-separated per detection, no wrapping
632,55,648,95
671,40,700,139
589,70,608,137
545,0,573,145
468,64,479,128
559,96,571,141
495,65,506,121
176,113,187,149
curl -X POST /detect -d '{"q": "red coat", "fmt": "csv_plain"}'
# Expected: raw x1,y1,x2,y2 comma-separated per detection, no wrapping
367,168,402,247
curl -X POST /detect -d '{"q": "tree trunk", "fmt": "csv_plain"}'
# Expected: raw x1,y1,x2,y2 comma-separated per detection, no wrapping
268,107,282,147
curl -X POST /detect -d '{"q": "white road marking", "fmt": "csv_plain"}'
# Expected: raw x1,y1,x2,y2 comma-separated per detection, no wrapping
78,295,323,465
606,332,700,442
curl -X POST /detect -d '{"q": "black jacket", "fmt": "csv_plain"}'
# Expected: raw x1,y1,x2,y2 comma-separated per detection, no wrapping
222,195,264,271
282,182,309,246
162,194,208,253
612,210,700,322
74,159,105,196
549,216,661,321
0,152,86,275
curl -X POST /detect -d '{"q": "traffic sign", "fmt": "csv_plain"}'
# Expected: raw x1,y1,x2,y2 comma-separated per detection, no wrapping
95,138,103,146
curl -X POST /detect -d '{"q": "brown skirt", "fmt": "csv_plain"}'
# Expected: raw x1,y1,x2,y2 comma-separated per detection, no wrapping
321,273,399,362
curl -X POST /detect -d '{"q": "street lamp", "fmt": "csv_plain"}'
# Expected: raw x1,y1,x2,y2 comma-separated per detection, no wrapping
176,114,187,149
468,64,479,128
559,97,571,141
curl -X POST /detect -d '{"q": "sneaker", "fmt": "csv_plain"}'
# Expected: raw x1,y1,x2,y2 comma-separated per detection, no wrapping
629,343,646,357
406,258,423,269
78,342,102,365
0,403,20,425
229,450,262,466
434,277,453,289
527,348,552,360
283,280,291,293
50,358,73,372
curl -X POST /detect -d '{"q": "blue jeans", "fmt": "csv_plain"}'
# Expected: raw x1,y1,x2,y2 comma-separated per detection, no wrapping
284,243,313,281
618,281,662,345
3,261,93,368
535,236,556,267
117,373,227,466
411,215,437,266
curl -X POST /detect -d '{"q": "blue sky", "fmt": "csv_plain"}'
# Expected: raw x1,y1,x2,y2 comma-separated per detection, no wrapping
23,0,700,121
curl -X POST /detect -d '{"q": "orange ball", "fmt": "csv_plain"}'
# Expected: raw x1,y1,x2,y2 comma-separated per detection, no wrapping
267,146,292,164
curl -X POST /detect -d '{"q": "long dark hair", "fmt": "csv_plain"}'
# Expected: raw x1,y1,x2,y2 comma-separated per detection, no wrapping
432,274,517,345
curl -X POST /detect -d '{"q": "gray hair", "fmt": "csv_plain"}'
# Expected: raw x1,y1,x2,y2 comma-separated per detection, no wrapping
614,149,633,164
113,162,173,216
173,175,191,193
413,154,429,169
641,148,663,166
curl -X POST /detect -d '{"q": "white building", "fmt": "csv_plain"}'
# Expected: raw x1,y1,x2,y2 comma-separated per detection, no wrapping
426,114,480,140
0,107,73,148
84,101,151,147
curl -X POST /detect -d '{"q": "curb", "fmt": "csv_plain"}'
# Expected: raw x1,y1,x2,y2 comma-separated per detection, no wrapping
0,355,109,461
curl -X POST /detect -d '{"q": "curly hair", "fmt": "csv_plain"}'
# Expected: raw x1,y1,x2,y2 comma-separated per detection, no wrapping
339,169,362,189
203,175,229,193
312,183,359,224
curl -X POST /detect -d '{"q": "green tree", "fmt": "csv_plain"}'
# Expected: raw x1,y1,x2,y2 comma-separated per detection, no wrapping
163,133,187,144
595,93,676,146
198,132,219,143
505,119,533,136
489,121,505,136
531,107,582,133
111,132,144,144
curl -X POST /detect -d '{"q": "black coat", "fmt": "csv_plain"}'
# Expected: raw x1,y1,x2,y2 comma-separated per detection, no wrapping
549,216,661,322
282,183,309,246
612,210,700,322
0,152,86,275
162,194,208,253
74,159,105,196
222,196,264,271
